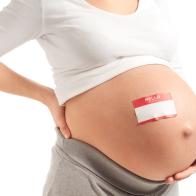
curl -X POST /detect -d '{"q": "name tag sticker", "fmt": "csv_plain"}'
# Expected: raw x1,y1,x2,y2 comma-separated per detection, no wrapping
132,92,177,125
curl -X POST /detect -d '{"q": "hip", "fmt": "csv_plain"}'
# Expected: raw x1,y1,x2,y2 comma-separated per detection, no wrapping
43,126,180,196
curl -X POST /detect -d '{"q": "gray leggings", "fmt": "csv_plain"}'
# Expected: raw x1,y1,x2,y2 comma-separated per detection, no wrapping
42,126,179,196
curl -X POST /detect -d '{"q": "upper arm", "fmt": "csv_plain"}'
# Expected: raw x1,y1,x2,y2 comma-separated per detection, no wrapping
0,0,44,58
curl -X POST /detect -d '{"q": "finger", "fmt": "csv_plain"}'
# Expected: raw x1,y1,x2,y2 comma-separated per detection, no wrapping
57,123,71,139
174,166,196,180
58,112,72,139
62,120,72,138
165,176,175,184
60,126,71,139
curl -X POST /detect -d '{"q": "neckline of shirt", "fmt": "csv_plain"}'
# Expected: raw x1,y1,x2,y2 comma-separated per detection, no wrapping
81,0,144,18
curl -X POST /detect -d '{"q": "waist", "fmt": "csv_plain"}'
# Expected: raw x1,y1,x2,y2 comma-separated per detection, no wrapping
64,63,196,181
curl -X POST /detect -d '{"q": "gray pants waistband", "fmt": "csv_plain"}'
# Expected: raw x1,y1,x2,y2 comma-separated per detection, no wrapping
54,126,171,195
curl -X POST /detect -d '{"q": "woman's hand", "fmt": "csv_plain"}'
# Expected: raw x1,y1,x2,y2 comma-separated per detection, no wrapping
165,160,196,184
43,88,72,139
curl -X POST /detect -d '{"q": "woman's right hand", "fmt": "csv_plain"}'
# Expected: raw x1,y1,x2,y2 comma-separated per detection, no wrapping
165,159,196,184
43,87,72,139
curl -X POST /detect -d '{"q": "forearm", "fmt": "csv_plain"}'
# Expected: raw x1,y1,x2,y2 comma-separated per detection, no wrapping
0,62,53,105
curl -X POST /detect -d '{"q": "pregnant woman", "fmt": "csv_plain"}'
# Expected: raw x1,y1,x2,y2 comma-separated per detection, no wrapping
0,0,196,195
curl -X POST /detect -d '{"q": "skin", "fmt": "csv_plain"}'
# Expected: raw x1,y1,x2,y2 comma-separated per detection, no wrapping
0,61,70,138
63,64,196,183
0,0,195,186
165,160,196,184
0,61,196,184
85,0,139,15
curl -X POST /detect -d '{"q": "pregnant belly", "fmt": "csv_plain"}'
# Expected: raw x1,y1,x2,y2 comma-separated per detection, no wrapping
64,64,196,181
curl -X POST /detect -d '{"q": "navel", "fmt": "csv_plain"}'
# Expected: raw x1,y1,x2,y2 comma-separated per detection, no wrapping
182,122,193,139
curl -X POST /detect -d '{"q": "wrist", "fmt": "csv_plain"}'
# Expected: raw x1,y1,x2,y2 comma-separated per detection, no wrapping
39,86,55,106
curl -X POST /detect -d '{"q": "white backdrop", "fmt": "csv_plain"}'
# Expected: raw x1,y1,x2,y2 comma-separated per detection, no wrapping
0,0,196,196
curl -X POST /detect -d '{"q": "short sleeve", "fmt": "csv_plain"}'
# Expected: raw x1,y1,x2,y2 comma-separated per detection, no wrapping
0,0,43,58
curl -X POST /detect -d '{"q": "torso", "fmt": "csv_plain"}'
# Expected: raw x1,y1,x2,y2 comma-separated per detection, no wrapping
63,1,196,181
64,64,196,181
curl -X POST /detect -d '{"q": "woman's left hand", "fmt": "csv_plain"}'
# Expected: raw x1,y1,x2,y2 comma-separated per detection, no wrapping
165,160,196,184
43,87,72,139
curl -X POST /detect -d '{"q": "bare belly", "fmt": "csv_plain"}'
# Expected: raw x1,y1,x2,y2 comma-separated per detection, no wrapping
64,64,196,181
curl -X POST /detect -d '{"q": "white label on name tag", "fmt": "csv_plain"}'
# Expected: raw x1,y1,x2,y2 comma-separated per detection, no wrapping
132,92,177,125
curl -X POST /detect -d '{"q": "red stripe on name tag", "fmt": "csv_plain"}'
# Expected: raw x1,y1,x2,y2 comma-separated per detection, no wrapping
132,92,172,108
138,114,177,125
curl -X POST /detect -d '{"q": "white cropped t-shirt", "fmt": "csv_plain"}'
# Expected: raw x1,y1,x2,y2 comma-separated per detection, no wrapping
0,0,185,106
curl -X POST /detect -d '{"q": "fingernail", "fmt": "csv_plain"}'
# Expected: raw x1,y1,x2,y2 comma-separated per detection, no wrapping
64,132,70,139
60,128,70,139
64,134,69,139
